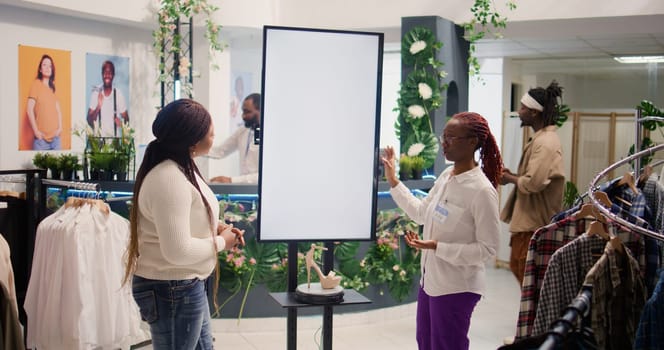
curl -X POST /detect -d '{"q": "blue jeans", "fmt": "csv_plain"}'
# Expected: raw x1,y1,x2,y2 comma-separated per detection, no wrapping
33,136,61,150
132,275,214,350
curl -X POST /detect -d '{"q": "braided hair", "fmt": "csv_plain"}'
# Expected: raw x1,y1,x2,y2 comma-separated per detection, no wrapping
123,99,215,285
452,112,503,188
528,80,563,126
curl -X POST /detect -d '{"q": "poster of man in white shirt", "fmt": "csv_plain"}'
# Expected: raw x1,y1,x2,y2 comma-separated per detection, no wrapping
85,54,129,137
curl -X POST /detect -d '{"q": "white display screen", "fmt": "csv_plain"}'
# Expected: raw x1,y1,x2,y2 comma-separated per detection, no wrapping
258,26,383,241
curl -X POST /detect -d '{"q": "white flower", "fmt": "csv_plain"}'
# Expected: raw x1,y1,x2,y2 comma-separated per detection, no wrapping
439,70,448,79
418,83,432,100
409,40,426,55
407,105,426,119
407,143,426,157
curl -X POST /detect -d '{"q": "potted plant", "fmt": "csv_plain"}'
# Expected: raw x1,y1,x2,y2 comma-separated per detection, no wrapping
410,156,425,180
111,153,130,181
44,153,61,180
89,144,115,181
58,153,81,181
32,152,48,170
399,154,413,181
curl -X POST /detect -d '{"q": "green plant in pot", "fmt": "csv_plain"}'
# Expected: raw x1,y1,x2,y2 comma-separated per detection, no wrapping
111,154,130,181
44,153,61,180
89,150,115,181
58,153,82,181
32,152,48,170
399,154,413,181
410,156,425,180
403,142,427,179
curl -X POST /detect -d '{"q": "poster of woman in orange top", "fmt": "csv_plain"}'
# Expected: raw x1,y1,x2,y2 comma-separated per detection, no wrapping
18,45,71,150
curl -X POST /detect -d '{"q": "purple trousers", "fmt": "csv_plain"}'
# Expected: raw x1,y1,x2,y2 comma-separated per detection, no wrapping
416,287,481,350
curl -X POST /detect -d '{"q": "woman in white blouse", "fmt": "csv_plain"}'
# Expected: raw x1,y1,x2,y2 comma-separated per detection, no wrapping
122,99,242,349
381,112,503,350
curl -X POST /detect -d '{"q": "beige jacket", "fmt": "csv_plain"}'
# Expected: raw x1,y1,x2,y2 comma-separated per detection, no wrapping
500,125,565,233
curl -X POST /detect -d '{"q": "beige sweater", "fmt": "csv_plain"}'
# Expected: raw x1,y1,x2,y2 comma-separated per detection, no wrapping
135,160,224,281
500,125,565,233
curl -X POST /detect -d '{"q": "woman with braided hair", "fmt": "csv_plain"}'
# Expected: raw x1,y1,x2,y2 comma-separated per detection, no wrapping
499,80,565,286
382,112,503,350
122,99,244,349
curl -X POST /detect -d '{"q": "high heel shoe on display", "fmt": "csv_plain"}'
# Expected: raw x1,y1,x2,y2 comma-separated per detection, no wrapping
305,244,342,289
295,244,344,305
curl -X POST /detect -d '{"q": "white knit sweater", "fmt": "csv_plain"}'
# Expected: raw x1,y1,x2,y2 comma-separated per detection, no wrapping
134,160,224,280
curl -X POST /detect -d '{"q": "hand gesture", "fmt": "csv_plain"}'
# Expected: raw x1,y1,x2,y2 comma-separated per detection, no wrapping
404,230,436,250
217,223,245,249
500,168,516,186
381,146,399,187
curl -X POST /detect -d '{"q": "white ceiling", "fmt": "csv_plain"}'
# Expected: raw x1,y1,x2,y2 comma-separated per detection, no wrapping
473,14,664,77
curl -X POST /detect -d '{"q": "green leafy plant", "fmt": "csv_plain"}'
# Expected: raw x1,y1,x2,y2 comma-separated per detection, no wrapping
555,104,571,128
399,154,413,178
627,101,664,167
410,156,425,173
58,153,81,172
357,208,421,301
32,152,48,169
463,0,517,77
212,199,424,321
154,0,225,98
396,27,444,170
562,181,579,210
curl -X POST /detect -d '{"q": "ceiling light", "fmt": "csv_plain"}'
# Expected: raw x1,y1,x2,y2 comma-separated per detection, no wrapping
613,55,664,64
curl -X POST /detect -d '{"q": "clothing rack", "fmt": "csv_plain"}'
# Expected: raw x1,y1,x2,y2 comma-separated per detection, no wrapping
588,143,664,242
539,285,593,350
0,169,47,331
40,179,100,192
38,179,102,218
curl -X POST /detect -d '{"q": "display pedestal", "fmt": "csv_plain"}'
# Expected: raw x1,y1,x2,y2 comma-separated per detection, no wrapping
269,242,372,350
294,283,344,304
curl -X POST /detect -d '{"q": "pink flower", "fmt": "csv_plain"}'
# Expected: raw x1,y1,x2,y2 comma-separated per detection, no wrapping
249,258,257,265
392,265,400,271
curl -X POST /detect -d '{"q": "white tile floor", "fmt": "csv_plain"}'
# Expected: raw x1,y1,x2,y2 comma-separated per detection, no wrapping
205,265,521,350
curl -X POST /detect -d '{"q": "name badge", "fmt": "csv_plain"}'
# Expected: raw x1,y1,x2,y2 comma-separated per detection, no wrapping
435,203,449,217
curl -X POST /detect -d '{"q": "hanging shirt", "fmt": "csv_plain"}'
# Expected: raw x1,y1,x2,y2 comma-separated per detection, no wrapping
584,241,646,350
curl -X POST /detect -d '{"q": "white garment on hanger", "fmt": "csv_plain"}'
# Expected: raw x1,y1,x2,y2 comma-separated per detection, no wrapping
0,234,18,317
24,202,149,350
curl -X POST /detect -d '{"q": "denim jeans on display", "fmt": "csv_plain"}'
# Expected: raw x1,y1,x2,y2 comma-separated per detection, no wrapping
132,275,213,350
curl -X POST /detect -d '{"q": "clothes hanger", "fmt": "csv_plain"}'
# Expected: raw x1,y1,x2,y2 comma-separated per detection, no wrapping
593,191,612,207
637,165,653,187
582,204,624,254
617,172,639,195
64,196,109,215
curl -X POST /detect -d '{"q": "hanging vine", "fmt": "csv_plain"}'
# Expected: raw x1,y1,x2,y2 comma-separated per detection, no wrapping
153,0,224,100
463,0,517,77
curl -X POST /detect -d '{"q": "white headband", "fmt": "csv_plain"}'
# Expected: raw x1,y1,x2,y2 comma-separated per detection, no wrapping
521,93,544,112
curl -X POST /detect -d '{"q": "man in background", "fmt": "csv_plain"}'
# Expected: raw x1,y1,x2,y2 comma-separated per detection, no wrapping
87,60,128,137
209,93,261,184
500,80,565,286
